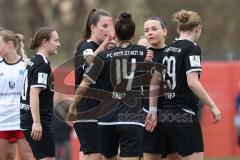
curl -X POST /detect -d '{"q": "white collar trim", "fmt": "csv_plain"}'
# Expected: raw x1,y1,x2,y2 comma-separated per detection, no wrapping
36,52,48,63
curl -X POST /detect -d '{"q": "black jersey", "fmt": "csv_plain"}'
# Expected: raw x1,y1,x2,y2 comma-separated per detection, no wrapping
20,53,54,129
160,39,202,109
83,44,147,124
141,47,166,112
74,40,101,114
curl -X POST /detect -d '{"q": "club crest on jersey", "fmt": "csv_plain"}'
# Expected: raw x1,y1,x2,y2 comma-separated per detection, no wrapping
38,72,48,85
83,49,94,57
9,81,15,90
189,55,201,67
0,72,3,76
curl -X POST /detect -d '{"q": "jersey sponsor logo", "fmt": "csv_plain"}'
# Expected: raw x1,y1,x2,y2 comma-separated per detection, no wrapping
20,103,30,111
0,92,21,96
164,47,181,53
112,91,126,99
9,81,15,90
83,49,94,57
164,92,176,99
189,55,201,67
19,70,25,76
38,72,48,85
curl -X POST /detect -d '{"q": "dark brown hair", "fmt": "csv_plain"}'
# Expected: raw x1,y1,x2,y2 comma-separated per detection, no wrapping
146,16,167,28
82,8,111,40
115,11,135,41
173,9,202,32
30,27,55,50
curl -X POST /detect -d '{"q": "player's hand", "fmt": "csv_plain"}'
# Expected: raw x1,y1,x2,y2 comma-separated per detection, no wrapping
106,17,115,40
101,17,115,50
145,49,154,62
210,106,221,123
66,104,76,127
31,122,42,141
145,112,157,132
100,34,114,51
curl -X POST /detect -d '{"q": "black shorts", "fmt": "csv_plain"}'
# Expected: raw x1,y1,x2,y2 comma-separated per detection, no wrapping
98,124,143,158
144,123,175,159
146,108,203,157
74,122,99,154
23,126,55,159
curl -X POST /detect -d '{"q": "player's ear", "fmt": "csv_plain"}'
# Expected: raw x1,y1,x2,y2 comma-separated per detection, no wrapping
91,24,95,34
163,28,167,37
6,40,14,49
132,32,136,39
194,25,200,34
42,39,48,47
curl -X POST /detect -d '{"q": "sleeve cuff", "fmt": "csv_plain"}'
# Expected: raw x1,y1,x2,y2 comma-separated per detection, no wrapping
31,84,47,89
186,68,202,74
83,74,96,84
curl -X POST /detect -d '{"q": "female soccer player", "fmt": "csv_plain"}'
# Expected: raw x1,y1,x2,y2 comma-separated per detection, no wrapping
20,27,60,160
145,10,221,160
68,11,155,160
0,30,34,160
73,8,114,160
142,17,181,160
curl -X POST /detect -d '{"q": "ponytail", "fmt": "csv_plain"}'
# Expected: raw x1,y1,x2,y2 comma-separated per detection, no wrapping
14,34,28,65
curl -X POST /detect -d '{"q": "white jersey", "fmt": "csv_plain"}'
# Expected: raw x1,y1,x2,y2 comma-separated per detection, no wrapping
0,58,26,131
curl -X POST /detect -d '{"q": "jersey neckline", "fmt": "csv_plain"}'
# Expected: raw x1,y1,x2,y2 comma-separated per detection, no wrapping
174,38,198,46
3,57,23,65
36,52,49,63
87,39,100,47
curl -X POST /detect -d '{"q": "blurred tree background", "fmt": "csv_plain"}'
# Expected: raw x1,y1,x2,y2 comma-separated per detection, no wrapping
0,0,239,66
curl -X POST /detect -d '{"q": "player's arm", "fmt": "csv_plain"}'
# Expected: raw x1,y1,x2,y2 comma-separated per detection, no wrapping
187,72,221,123
68,78,91,115
149,70,160,111
29,64,50,141
145,69,160,132
29,87,42,141
185,45,221,123
67,55,104,124
30,87,41,123
66,77,92,126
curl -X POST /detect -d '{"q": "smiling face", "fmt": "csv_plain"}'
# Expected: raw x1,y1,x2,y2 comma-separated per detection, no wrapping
144,19,167,47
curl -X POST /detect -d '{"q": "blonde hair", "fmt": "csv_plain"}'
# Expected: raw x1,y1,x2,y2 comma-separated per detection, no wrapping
173,9,202,32
0,30,28,64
